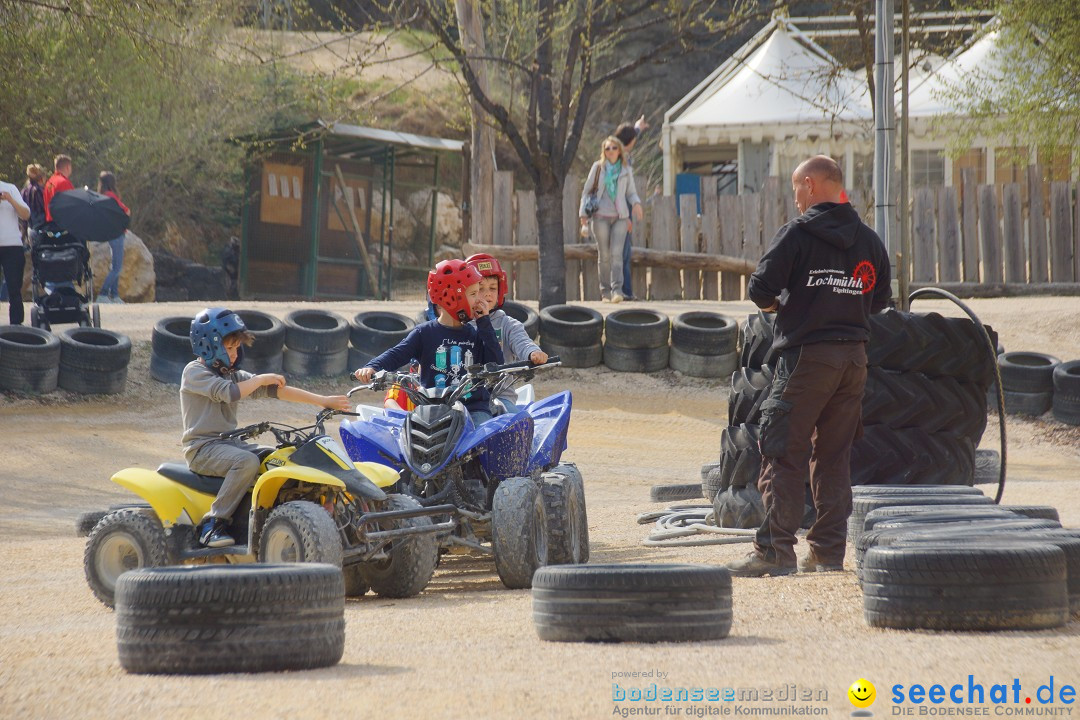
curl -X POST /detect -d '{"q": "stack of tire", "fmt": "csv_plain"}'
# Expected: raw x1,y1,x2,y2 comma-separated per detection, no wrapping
995,352,1058,417
1053,360,1080,425
0,325,61,393
149,316,195,385
669,311,739,379
283,309,349,379
348,311,415,371
58,327,132,394
602,309,669,373
708,308,998,529
846,486,1076,631
236,310,285,374
502,300,540,340
539,304,603,368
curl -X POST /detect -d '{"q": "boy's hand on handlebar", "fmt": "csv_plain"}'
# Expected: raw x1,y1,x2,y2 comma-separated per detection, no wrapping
323,395,352,412
529,350,548,365
353,367,374,382
259,373,286,388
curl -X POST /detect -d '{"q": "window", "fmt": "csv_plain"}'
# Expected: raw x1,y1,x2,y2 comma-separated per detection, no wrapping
912,149,945,188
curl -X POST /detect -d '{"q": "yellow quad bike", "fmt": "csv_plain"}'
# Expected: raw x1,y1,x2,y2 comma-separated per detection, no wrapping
84,408,455,608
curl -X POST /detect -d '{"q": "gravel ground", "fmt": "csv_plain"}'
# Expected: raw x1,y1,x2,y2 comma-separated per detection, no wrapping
1,297,1078,720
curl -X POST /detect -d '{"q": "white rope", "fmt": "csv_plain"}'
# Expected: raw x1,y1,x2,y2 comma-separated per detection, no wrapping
639,505,756,547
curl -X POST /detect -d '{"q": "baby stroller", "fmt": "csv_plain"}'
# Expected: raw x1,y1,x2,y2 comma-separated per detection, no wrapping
29,226,100,330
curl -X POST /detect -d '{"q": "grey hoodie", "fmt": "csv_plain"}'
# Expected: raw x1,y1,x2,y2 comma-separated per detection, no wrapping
485,309,542,405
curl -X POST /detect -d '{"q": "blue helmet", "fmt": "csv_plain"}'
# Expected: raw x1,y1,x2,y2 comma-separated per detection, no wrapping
190,307,246,370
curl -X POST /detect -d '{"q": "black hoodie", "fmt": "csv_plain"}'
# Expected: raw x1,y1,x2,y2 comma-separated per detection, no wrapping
747,202,891,350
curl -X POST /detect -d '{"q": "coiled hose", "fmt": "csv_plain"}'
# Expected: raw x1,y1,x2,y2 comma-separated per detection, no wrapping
638,504,755,547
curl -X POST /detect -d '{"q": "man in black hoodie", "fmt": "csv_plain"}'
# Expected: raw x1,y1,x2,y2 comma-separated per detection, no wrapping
727,155,891,577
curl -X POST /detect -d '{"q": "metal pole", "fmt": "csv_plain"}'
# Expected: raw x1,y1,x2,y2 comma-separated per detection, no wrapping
429,154,440,270
898,0,911,311
873,0,896,263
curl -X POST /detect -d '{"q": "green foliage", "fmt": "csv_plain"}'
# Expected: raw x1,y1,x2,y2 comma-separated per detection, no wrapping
943,0,1080,158
0,0,339,261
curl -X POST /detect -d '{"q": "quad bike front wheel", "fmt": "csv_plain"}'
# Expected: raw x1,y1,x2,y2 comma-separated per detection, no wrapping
492,476,548,589
544,463,589,565
360,494,438,598
84,508,169,608
259,501,343,567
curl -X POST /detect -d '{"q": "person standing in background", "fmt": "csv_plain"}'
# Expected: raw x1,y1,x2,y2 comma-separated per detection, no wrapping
0,176,31,324
96,171,130,304
579,136,643,303
19,164,46,244
613,114,649,300
43,154,74,225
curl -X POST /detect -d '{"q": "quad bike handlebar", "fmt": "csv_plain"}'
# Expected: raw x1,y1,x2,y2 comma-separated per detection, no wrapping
346,356,562,408
219,408,361,446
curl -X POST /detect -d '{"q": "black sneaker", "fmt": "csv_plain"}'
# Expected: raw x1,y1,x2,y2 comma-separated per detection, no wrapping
198,518,235,548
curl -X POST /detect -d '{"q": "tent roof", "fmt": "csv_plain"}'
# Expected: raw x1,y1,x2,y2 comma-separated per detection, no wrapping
907,29,1005,118
670,20,871,131
239,120,464,161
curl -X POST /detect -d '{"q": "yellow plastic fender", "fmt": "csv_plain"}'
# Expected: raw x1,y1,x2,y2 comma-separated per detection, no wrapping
111,468,214,528
251,467,346,511
356,462,401,489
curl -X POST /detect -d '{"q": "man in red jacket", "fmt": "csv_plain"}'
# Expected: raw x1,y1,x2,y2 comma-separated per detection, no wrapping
43,154,74,224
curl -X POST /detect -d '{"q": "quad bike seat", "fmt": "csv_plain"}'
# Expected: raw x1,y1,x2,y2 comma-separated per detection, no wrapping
157,463,226,495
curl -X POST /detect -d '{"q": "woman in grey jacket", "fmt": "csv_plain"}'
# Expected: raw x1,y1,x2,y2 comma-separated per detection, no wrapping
579,136,643,303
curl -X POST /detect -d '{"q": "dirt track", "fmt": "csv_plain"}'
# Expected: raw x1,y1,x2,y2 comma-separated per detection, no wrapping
1,297,1078,720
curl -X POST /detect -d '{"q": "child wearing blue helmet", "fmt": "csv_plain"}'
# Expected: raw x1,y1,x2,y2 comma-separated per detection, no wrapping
182,307,351,548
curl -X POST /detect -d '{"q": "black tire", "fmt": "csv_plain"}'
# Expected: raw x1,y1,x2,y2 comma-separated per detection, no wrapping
1002,389,1052,416
1052,361,1080,425
284,309,349,354
539,339,602,368
343,565,369,598
492,476,548,589
712,484,815,530
552,462,589,563
848,493,994,542
115,564,345,674
151,316,195,362
702,462,724,503
349,311,415,354
998,352,1060,393
58,327,131,371
861,506,1019,535
603,309,670,349
671,311,738,356
283,347,349,378
669,346,738,378
59,365,127,394
739,311,776,370
851,485,985,497
243,351,283,375
235,310,285,360
149,352,188,385
850,426,976,487
84,508,169,609
718,423,763,491
0,325,60,393
538,304,603,347
602,343,669,373
728,366,772,426
502,301,540,340
649,483,703,503
867,310,998,387
974,448,1000,485
541,471,588,565
998,505,1061,521
863,542,1068,631
532,564,732,643
861,369,987,441
76,504,153,537
258,500,344,567
360,494,438,598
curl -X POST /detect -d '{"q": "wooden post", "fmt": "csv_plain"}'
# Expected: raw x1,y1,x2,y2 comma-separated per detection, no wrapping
937,186,960,283
562,174,582,301
492,170,514,293
630,205,648,299
333,164,381,298
701,189,720,300
1001,183,1025,283
649,196,682,300
961,168,979,282
514,189,539,300
719,194,743,300
978,184,1003,284
1075,181,1080,282
913,186,936,282
1049,181,1075,283
1027,165,1048,283
760,177,781,248
740,193,762,265
455,0,493,247
679,194,699,300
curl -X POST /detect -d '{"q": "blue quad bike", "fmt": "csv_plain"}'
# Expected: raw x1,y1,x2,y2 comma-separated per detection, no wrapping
339,358,588,588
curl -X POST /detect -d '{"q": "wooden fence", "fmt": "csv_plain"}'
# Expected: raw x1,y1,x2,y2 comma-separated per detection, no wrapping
486,166,1080,302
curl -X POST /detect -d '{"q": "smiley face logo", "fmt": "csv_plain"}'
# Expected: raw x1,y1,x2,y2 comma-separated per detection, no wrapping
848,679,876,709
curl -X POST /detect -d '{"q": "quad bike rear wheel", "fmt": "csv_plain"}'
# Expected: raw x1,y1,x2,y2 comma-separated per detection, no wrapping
84,508,169,608
259,500,343,567
360,494,438,598
492,476,548,589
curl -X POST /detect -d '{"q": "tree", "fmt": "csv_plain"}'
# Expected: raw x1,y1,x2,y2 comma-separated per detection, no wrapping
393,0,766,308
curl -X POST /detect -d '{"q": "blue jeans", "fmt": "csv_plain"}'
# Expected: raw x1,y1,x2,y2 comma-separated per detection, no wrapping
99,234,125,298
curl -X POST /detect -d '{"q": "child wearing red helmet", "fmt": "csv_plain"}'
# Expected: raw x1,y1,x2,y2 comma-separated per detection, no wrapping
353,259,504,422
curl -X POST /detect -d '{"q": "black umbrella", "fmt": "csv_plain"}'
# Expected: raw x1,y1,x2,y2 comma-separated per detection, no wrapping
50,188,130,243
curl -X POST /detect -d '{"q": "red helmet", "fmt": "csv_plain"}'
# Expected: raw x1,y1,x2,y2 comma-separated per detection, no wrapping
428,258,483,322
466,253,508,308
